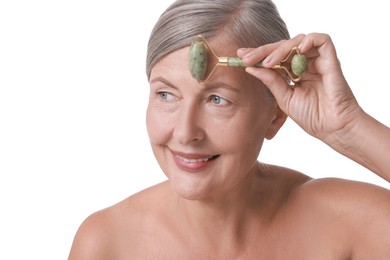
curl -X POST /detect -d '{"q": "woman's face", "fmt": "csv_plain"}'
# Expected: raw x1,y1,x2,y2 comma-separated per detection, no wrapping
147,38,286,200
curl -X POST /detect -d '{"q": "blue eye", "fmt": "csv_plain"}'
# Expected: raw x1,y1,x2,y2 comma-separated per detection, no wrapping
158,91,174,101
210,95,228,105
159,92,168,99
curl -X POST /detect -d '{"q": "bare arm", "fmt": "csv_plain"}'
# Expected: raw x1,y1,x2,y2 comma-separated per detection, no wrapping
239,33,390,182
329,110,390,182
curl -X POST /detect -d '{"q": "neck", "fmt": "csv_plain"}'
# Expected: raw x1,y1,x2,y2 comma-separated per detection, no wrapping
173,162,274,251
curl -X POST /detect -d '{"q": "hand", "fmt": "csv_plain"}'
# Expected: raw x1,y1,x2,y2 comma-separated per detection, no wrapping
238,33,363,145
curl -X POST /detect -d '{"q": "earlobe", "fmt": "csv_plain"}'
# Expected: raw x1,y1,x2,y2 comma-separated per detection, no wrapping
265,106,287,140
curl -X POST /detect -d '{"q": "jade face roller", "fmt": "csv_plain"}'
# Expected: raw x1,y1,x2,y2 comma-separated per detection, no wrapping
188,35,307,84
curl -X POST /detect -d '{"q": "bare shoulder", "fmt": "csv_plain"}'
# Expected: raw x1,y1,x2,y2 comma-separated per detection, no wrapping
68,206,115,259
294,177,390,215
68,181,171,259
290,176,390,257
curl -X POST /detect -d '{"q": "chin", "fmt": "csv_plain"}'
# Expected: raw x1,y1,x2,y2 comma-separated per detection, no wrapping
168,174,213,201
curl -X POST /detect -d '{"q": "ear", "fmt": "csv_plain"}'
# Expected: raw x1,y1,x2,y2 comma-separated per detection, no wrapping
265,105,287,140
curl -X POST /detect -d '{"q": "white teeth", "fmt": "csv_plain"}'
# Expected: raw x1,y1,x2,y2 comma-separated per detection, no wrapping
176,155,214,163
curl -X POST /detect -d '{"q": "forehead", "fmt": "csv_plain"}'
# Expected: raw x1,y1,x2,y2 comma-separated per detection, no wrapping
150,36,253,88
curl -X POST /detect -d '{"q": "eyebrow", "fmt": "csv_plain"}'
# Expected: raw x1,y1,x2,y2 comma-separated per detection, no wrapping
149,76,178,90
149,76,240,93
203,81,241,93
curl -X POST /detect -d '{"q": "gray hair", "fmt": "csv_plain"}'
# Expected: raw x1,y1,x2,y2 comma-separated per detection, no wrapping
146,0,290,80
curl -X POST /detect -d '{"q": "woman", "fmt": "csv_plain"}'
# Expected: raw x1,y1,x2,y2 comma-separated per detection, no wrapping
69,0,390,258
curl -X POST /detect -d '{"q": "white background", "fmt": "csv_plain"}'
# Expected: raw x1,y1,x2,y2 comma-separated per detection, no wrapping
1,0,389,259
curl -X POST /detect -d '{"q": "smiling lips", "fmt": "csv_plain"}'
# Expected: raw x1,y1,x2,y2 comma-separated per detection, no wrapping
171,150,219,172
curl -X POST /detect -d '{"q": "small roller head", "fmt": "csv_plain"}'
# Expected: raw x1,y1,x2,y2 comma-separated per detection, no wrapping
291,54,307,76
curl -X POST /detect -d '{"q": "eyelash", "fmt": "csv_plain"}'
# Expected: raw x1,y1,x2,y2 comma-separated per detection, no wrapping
156,91,230,107
209,95,229,106
157,91,174,101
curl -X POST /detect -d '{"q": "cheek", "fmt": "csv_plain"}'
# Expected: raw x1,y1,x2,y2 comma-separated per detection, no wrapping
146,105,171,145
211,116,265,152
216,108,272,158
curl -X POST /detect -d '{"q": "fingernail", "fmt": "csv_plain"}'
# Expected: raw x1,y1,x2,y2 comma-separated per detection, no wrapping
263,55,272,64
237,48,248,58
243,51,252,60
245,67,255,74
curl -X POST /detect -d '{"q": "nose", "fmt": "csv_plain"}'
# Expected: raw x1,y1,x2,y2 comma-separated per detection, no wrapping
173,101,206,145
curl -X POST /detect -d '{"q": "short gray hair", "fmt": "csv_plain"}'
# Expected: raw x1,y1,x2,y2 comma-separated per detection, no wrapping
146,0,290,80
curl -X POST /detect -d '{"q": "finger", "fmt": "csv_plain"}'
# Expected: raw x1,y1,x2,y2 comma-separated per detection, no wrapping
241,34,306,67
237,48,254,57
259,34,306,68
299,33,340,73
241,40,287,66
245,67,293,114
299,33,335,55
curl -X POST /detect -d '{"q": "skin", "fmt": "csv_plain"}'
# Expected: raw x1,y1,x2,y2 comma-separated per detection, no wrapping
241,34,390,181
68,34,390,259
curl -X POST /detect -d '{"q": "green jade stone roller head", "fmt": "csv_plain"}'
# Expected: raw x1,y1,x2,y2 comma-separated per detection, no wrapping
189,35,307,84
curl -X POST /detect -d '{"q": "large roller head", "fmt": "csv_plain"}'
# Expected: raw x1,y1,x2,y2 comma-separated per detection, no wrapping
188,36,208,81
